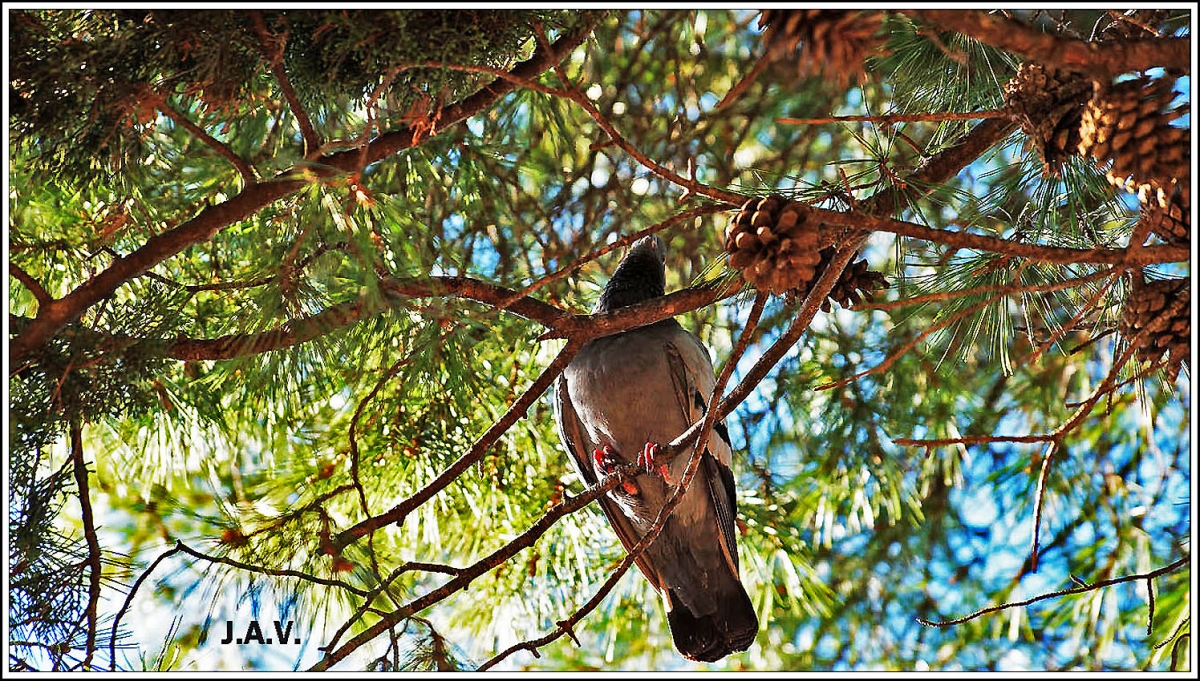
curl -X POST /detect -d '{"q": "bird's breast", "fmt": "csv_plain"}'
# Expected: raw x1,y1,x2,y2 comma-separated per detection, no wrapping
566,330,689,454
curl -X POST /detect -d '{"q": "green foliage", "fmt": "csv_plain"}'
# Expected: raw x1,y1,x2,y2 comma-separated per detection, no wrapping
7,7,1190,673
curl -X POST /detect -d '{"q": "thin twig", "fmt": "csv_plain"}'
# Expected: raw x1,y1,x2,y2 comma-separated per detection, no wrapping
173,540,371,597
1146,577,1155,637
70,421,102,670
859,267,1117,312
248,11,320,156
715,51,773,110
918,555,1190,627
154,94,257,186
348,356,412,523
1028,440,1060,574
895,297,1186,449
817,293,1003,391
109,545,183,670
323,559,463,656
1015,275,1117,367
814,208,1188,268
777,109,1009,127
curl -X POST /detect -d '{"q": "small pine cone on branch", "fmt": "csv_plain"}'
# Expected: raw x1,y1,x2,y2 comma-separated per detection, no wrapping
823,255,890,311
757,9,886,86
1119,275,1190,381
1003,62,1093,176
726,195,822,295
785,248,890,312
1138,180,1190,246
1078,75,1189,195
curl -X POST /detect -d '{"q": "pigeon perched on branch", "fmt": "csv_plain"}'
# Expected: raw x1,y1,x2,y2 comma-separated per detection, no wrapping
553,235,758,662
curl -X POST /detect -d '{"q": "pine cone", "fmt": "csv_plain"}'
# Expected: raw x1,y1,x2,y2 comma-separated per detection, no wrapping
1120,275,1189,381
1138,180,1189,246
1078,75,1189,194
757,9,885,86
726,195,822,294
824,255,890,311
785,248,890,311
1003,62,1092,176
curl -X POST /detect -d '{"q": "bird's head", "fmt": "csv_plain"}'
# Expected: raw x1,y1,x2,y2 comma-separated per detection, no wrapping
594,235,668,313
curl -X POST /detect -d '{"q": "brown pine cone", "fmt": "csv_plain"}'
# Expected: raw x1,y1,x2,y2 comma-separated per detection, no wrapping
1078,75,1189,194
1003,62,1092,177
784,248,889,311
1138,181,1190,246
757,9,885,86
726,195,822,294
1119,275,1190,381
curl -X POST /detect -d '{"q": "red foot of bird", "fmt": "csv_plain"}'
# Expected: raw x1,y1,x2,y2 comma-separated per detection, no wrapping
637,442,672,484
593,445,640,495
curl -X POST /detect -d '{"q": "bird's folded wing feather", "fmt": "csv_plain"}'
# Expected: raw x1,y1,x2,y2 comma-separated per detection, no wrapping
665,331,741,577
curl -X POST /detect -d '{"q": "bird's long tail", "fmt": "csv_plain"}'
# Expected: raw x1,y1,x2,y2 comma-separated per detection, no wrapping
666,580,758,663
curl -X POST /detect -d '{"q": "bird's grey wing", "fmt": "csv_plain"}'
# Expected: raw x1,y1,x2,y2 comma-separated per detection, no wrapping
664,330,741,577
553,372,666,590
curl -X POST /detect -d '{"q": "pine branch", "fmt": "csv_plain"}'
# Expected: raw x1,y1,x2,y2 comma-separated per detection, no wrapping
909,10,1190,76
151,92,257,186
323,561,464,657
816,268,1119,391
9,262,54,308
330,340,581,551
69,422,102,671
173,540,371,597
918,555,1190,627
893,300,1186,449
401,58,744,205
109,545,183,670
815,208,1189,267
310,462,640,670
859,267,1116,311
8,18,599,372
778,109,1009,126
248,11,320,156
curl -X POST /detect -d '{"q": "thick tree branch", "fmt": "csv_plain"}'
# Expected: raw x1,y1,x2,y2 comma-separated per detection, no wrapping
9,263,54,309
69,422,102,670
8,19,599,372
909,10,1190,76
918,555,1190,627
